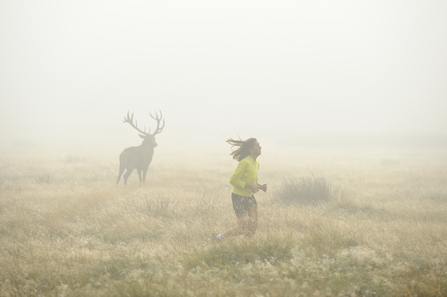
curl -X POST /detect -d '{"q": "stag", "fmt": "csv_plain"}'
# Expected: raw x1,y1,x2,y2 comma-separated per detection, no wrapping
116,110,165,185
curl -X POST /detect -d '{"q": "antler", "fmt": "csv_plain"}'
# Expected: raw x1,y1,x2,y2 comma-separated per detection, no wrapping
149,110,165,135
123,111,148,135
123,110,165,136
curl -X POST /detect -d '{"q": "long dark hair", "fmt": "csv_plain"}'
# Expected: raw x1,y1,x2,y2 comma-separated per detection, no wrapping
226,137,257,162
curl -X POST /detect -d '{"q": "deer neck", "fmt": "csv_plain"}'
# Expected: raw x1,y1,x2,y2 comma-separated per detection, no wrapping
140,143,155,151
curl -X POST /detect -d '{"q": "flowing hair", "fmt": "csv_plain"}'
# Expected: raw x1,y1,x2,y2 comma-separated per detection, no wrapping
226,137,257,162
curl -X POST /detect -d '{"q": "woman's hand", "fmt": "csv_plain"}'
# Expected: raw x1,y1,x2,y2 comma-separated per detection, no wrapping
258,184,268,192
245,183,260,193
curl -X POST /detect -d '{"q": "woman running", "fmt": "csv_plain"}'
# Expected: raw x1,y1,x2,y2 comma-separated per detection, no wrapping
213,137,267,241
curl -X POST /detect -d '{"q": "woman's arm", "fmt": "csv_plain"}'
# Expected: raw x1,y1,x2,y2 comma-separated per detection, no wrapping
229,161,248,189
245,183,259,193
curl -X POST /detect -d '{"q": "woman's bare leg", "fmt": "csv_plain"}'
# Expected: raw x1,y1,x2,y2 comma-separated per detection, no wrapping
221,207,258,239
247,206,258,237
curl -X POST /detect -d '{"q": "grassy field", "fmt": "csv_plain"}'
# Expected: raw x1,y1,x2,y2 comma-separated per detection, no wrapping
0,143,446,296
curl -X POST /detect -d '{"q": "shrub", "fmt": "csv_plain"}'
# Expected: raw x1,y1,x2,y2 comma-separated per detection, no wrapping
35,173,51,184
276,175,337,205
64,155,85,164
144,195,176,218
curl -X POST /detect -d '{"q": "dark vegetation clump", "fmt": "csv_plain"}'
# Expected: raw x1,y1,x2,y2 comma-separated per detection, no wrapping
144,195,176,218
35,173,52,184
64,155,86,164
276,175,338,205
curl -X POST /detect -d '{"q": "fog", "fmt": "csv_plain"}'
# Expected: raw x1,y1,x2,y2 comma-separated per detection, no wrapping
1,1,446,150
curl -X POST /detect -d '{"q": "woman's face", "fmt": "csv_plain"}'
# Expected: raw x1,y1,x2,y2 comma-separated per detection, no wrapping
250,141,262,157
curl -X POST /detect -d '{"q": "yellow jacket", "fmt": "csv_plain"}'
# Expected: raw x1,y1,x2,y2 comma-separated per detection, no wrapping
230,155,259,197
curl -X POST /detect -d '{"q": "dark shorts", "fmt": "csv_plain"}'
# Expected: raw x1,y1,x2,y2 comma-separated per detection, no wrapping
232,193,257,214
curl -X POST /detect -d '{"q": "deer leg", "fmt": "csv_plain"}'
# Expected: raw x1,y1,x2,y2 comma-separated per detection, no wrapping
116,164,126,185
143,169,148,184
137,169,142,185
123,168,134,186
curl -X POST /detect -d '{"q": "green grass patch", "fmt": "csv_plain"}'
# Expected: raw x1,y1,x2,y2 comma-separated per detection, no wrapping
184,235,293,270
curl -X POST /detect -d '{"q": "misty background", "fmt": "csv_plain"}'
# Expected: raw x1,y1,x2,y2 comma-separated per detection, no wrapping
1,1,446,150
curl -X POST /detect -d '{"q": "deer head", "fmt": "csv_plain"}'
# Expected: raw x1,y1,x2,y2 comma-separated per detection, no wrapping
123,110,165,147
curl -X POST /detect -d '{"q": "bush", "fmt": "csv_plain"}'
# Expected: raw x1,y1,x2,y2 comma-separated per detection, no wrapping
276,175,337,205
35,173,51,184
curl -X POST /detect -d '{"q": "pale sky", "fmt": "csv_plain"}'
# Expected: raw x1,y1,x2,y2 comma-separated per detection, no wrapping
1,0,446,147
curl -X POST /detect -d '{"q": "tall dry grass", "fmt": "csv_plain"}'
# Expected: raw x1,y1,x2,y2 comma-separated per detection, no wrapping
0,144,446,296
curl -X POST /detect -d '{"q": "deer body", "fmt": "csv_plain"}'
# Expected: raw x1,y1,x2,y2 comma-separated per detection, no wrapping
116,111,164,186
